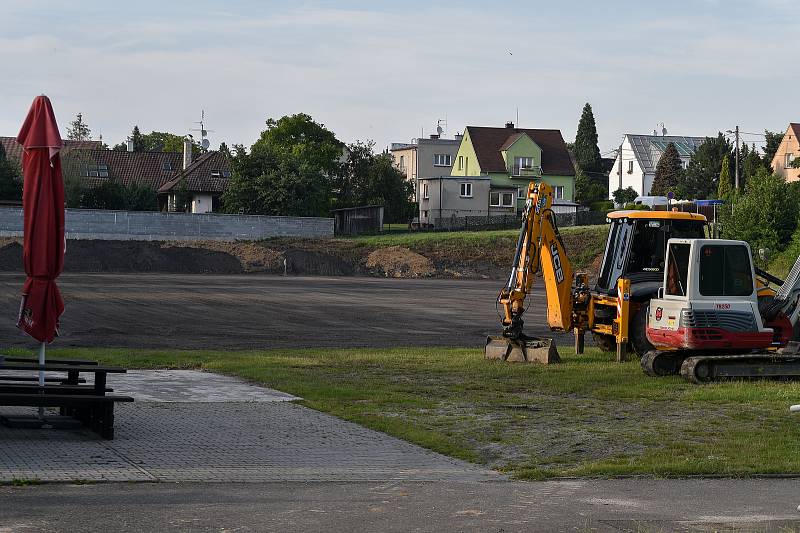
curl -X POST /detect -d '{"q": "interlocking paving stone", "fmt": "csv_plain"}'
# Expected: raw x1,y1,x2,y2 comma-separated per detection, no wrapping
109,369,300,403
0,371,499,483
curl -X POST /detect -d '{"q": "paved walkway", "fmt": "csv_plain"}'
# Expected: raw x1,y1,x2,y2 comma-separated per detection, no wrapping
0,370,499,483
2,479,800,532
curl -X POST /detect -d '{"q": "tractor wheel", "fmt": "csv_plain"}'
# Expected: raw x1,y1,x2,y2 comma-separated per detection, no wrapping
630,302,655,359
591,332,617,353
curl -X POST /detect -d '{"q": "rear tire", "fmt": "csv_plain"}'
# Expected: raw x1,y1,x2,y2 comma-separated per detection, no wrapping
631,302,655,358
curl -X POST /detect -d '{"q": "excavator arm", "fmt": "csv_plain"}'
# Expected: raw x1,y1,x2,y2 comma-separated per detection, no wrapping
498,181,574,337
486,182,574,364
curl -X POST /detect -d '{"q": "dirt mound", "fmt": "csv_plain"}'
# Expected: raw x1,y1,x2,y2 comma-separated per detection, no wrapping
366,246,434,278
162,241,283,273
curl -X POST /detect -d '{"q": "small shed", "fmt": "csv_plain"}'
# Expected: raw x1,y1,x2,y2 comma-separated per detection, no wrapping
331,205,384,235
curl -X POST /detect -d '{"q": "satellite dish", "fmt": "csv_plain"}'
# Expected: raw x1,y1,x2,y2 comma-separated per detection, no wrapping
201,138,210,150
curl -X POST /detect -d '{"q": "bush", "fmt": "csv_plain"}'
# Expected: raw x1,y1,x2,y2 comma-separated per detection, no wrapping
590,200,614,212
721,169,798,263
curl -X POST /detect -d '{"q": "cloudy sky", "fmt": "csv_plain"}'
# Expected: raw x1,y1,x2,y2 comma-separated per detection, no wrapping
2,0,797,155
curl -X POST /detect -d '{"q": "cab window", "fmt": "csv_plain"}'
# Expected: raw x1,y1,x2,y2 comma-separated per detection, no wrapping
666,243,691,296
699,245,753,296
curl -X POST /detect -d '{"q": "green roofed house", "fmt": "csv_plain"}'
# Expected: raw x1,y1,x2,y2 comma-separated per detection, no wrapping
449,122,576,214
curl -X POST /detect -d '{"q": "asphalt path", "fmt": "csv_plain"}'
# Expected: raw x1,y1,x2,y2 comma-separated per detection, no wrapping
0,273,572,350
2,479,800,532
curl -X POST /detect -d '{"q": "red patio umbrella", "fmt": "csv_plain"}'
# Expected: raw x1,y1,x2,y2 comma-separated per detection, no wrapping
15,95,65,401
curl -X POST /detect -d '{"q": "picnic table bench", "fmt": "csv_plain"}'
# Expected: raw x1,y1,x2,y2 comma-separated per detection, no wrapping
0,359,133,439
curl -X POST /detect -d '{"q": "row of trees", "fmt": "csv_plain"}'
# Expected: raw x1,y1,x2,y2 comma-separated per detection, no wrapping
221,114,414,221
62,112,414,220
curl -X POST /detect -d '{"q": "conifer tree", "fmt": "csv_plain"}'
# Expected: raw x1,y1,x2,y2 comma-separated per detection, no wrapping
650,142,683,196
573,103,602,175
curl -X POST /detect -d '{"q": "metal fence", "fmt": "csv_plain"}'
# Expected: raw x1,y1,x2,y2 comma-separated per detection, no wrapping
431,210,607,232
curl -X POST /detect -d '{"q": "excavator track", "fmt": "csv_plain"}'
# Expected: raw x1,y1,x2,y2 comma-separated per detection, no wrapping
641,350,687,377
680,354,800,384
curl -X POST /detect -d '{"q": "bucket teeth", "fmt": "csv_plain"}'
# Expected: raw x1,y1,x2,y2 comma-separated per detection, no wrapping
484,336,560,364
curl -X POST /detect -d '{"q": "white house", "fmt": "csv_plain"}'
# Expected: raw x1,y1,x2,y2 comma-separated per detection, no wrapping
609,134,706,197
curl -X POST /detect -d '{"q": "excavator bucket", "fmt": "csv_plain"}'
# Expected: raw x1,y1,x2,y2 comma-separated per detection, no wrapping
484,335,560,364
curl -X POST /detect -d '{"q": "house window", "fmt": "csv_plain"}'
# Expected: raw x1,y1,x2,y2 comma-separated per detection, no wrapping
85,164,109,178
460,183,472,198
513,156,534,174
627,160,634,173
490,192,514,207
423,183,429,199
222,170,231,178
434,154,453,166
518,187,526,200
211,171,221,178
553,185,564,199
786,153,795,168
422,210,428,218
399,155,405,170
162,161,173,171
457,155,464,171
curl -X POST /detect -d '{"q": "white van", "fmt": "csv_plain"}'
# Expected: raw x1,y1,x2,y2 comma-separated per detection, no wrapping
633,196,669,208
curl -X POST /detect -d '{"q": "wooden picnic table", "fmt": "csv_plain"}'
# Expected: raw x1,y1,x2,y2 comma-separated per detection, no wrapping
0,360,132,439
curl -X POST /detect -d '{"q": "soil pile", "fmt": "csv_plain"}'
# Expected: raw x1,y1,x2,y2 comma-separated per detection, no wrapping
366,246,434,278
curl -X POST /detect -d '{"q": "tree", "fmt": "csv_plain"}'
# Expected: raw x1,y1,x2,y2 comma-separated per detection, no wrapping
574,168,607,206
573,103,603,175
650,142,683,196
612,186,638,206
683,133,733,199
763,130,784,168
722,168,798,258
717,154,733,200
222,114,342,216
174,173,191,212
0,143,22,202
66,113,91,141
131,126,145,152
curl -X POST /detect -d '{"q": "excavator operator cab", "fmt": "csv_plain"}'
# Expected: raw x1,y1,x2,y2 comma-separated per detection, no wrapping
595,211,707,301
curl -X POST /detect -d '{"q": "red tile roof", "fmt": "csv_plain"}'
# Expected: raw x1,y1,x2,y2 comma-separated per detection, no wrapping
62,149,183,190
790,123,800,142
0,136,102,168
158,151,230,194
465,126,575,176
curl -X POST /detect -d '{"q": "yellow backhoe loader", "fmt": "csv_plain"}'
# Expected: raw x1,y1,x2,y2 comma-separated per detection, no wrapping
486,181,710,363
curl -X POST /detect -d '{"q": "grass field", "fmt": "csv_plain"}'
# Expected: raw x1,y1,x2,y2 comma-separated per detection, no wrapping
14,344,800,480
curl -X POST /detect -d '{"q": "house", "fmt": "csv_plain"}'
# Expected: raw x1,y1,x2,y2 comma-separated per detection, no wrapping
157,149,231,213
771,123,800,182
391,132,462,200
449,122,576,215
609,134,706,197
417,175,492,226
63,148,183,190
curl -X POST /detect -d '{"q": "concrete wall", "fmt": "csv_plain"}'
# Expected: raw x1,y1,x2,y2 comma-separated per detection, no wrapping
0,208,333,241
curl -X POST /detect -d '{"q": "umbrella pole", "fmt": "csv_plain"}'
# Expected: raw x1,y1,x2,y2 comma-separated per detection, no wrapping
38,341,45,419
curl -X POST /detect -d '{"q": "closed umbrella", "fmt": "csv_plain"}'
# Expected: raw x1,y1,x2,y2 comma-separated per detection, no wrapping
15,95,66,421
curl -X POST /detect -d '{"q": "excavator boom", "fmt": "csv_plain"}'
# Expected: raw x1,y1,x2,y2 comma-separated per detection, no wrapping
485,182,574,364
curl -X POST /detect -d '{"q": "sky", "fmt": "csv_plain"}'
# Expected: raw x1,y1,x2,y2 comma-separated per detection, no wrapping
2,0,798,156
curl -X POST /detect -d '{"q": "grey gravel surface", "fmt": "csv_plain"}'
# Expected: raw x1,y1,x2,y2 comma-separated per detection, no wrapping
0,273,571,350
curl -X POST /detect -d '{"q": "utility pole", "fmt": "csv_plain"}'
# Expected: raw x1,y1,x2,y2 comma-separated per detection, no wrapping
734,125,740,190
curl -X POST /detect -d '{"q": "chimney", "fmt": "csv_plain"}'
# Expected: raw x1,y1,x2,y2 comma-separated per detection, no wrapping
126,139,134,152
455,132,463,141
183,137,193,170
505,121,514,129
